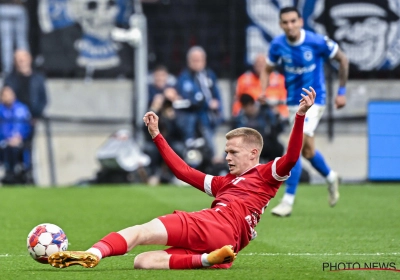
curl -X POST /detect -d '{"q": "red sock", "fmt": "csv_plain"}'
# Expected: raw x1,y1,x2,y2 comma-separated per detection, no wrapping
92,232,128,258
169,254,203,269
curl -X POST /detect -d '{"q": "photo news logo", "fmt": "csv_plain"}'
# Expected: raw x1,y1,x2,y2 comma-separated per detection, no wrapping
323,262,400,272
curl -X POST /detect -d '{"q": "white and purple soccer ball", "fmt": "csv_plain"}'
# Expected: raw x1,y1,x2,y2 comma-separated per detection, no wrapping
27,223,68,264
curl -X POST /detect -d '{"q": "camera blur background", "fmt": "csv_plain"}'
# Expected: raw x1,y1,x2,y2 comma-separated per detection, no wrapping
0,0,399,187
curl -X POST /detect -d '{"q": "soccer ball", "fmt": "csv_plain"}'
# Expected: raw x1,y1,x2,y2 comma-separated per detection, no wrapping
27,223,68,264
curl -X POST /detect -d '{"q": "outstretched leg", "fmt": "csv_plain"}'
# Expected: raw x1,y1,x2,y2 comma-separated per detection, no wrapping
134,246,236,269
49,218,167,268
49,209,239,269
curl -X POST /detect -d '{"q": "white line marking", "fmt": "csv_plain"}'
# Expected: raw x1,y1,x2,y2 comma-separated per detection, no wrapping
240,252,400,256
3,252,400,258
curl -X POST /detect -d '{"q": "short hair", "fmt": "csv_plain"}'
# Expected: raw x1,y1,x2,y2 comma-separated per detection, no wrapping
153,64,168,73
226,127,263,151
187,46,207,60
239,93,255,107
280,6,302,18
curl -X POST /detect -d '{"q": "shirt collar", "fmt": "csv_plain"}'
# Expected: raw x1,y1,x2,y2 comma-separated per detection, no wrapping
286,29,305,46
238,164,261,177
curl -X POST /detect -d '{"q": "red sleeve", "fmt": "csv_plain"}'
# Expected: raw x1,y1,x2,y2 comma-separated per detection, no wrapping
153,134,207,192
275,113,304,176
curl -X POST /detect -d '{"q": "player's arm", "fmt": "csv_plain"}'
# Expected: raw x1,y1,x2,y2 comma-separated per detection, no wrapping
260,42,280,104
332,48,349,109
259,63,274,103
143,111,207,192
274,87,316,176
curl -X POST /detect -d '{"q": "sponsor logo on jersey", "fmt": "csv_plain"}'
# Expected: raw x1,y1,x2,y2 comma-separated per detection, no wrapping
284,64,316,75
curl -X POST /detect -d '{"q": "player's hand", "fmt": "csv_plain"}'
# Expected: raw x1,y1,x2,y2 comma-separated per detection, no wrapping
335,95,346,109
143,111,160,139
297,87,316,115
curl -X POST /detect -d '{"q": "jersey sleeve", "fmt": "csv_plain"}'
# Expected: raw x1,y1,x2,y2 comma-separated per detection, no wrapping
317,34,338,59
259,113,304,181
267,40,280,66
153,134,208,193
203,174,224,197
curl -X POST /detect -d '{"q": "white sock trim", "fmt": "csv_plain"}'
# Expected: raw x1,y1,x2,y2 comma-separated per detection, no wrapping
326,170,336,183
282,193,295,205
201,253,211,267
86,248,102,260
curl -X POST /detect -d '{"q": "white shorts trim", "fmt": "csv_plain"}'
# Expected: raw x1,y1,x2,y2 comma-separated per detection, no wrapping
272,157,290,181
288,104,325,137
204,174,214,197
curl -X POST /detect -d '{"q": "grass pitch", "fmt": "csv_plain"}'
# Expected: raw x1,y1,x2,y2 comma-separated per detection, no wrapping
0,183,399,280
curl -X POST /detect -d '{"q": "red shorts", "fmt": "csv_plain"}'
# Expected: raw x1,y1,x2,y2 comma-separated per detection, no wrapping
158,208,240,254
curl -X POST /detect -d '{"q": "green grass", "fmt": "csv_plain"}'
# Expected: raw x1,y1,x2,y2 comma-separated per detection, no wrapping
1,183,400,280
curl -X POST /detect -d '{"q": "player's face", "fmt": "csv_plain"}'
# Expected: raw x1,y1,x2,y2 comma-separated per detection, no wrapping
280,11,303,42
225,136,257,176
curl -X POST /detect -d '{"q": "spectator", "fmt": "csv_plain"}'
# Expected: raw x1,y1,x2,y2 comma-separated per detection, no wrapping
0,0,29,76
175,46,223,160
148,65,176,107
233,54,288,120
4,49,48,183
143,87,185,185
0,86,31,184
232,93,284,163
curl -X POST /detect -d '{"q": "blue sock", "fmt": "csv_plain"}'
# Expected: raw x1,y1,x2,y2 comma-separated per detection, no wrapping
285,158,302,195
308,150,330,177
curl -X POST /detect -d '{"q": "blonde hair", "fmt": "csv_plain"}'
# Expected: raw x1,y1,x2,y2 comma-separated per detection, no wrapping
226,127,263,150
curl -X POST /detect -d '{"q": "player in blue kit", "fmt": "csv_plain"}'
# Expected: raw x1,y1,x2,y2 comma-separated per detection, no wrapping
260,6,349,217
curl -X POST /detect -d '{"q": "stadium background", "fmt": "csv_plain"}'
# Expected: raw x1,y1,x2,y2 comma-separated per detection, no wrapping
3,0,400,186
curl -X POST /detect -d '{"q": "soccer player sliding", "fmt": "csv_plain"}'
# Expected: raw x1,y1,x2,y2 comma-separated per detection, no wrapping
48,87,316,270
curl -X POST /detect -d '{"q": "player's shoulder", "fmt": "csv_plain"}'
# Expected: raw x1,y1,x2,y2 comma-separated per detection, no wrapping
304,30,333,45
248,163,273,177
271,34,286,47
304,29,323,39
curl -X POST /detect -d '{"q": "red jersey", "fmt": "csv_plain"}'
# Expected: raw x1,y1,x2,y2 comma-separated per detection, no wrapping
153,114,304,250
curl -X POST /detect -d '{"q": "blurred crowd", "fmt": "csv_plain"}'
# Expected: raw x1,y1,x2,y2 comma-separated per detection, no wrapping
0,1,287,186
0,0,48,185
142,46,288,185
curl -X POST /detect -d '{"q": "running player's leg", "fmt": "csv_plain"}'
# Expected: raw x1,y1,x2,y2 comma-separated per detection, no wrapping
271,157,302,216
302,105,340,206
271,106,303,217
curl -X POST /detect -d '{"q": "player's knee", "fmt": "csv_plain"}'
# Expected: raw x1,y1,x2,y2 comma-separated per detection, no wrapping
134,252,151,269
302,147,313,159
